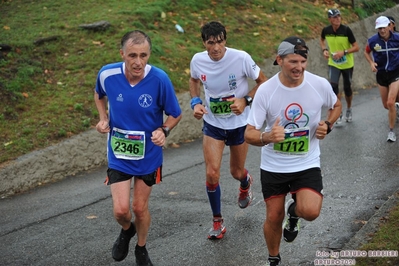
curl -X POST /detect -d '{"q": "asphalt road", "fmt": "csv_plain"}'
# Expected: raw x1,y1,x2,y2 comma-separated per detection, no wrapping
1,87,399,266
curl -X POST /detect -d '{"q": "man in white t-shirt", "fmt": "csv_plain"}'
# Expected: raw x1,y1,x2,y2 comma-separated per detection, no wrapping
245,36,342,266
189,21,267,240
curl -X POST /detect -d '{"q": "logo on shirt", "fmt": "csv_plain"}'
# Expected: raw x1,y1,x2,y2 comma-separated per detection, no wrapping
283,103,309,128
228,73,237,90
138,94,153,108
252,64,257,71
117,94,124,102
201,74,206,82
373,43,382,51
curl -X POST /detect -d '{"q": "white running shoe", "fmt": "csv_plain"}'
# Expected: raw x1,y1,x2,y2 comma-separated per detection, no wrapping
335,113,343,127
387,131,396,142
345,109,352,122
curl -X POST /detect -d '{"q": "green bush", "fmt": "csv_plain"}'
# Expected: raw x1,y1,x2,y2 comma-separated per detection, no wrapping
355,0,396,17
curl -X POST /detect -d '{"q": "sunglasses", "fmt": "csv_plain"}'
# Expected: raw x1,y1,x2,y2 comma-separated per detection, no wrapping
294,48,308,59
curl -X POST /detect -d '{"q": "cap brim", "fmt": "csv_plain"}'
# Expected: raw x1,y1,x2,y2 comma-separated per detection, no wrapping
375,24,389,29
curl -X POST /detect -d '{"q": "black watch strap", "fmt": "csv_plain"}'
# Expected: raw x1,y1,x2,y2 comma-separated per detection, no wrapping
244,95,253,106
325,121,332,134
161,126,170,137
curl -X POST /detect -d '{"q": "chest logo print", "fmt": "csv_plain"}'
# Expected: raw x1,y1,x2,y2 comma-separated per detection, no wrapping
138,94,153,108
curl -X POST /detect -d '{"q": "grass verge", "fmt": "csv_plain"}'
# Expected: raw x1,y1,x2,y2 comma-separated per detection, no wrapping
355,193,399,265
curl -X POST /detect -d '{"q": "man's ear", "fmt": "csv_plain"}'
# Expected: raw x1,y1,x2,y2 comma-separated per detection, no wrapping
276,55,282,65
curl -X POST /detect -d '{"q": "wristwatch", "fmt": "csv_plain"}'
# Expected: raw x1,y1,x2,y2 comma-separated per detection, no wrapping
161,126,170,137
344,50,348,55
243,95,253,106
325,121,332,134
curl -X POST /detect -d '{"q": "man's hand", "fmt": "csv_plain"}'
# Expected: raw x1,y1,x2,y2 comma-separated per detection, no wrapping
229,97,247,115
315,121,329,139
151,128,166,147
269,117,285,143
193,104,208,120
96,120,110,134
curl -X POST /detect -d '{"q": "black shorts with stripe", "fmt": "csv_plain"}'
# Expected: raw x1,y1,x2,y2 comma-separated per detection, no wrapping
105,166,162,187
260,167,323,201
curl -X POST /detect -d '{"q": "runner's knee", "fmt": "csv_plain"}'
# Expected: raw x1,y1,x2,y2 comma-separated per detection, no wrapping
331,83,339,95
343,86,352,97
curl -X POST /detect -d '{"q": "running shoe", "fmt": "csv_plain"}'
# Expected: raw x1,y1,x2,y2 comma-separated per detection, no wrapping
238,173,253,209
112,222,136,261
387,131,396,142
283,199,300,243
135,245,153,266
207,217,226,240
345,108,352,122
335,113,343,127
266,256,281,266
396,102,399,122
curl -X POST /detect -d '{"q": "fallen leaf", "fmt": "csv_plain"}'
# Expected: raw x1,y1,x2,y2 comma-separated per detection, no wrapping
22,92,29,98
3,25,10,30
354,219,367,225
170,143,180,148
4,141,13,147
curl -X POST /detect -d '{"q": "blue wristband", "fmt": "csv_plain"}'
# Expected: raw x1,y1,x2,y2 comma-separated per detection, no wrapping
190,97,203,110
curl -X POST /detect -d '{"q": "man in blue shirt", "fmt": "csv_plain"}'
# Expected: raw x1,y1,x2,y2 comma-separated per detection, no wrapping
95,30,182,265
364,16,399,142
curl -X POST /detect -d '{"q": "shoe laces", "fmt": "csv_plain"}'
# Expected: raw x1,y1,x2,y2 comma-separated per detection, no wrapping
288,217,299,231
213,218,223,230
117,233,129,245
135,248,149,263
239,186,250,199
267,258,280,266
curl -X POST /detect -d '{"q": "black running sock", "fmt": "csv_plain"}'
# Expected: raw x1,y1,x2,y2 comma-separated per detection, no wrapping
122,222,136,237
135,244,146,251
268,253,281,261
240,170,249,188
288,202,298,218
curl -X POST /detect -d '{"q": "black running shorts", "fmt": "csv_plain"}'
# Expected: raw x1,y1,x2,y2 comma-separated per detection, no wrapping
376,68,399,87
105,167,162,187
260,167,323,201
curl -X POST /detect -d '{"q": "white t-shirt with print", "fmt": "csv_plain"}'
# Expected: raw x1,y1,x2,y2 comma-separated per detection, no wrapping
190,47,261,130
247,71,337,173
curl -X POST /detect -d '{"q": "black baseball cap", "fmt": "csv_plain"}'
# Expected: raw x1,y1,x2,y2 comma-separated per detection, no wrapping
328,9,340,18
387,16,396,24
273,36,309,65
